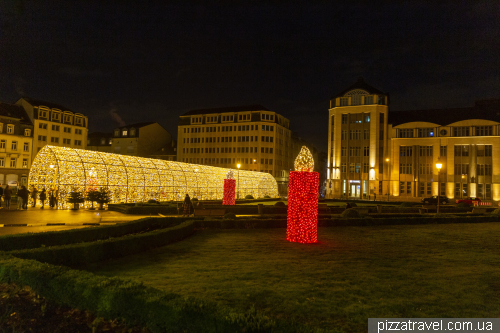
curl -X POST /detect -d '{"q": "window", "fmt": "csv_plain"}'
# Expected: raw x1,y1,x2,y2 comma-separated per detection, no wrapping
114,130,119,137
349,130,361,140
399,164,412,174
341,163,347,173
380,113,385,124
362,129,369,140
122,130,128,136
419,146,433,157
341,130,347,140
454,164,469,175
475,126,492,136
63,138,71,144
419,164,431,175
64,115,72,123
477,164,492,176
38,135,47,141
24,129,31,136
52,112,60,121
486,184,491,199
0,140,4,149
10,159,16,168
23,142,29,152
364,96,373,105
400,182,405,194
341,114,348,124
341,147,347,157
440,145,447,157
64,127,71,133
399,129,413,138
349,147,361,157
485,145,492,157
363,146,370,156
453,127,469,136
0,158,3,167
400,146,412,157
349,163,355,173
11,141,17,150
7,124,14,134
51,125,60,131
454,145,469,157
127,146,133,153
418,128,434,137
75,117,83,125
22,159,28,168
51,137,59,143
363,163,369,173
340,98,348,106
39,109,48,118
0,123,3,133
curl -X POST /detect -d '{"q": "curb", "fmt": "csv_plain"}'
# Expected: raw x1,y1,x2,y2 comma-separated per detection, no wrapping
0,222,118,227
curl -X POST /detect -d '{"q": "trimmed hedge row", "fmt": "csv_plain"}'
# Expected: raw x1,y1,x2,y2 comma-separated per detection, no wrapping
0,217,181,252
9,221,195,267
0,254,316,333
197,215,500,229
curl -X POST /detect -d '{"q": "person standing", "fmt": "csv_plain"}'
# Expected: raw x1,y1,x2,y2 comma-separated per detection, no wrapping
21,186,29,210
182,193,192,217
31,186,38,207
4,185,11,209
39,188,47,209
16,186,25,210
49,188,55,208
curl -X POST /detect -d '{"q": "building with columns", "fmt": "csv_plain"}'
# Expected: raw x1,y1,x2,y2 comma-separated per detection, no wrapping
327,78,500,201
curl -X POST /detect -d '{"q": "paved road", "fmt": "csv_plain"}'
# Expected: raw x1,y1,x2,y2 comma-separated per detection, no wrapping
0,207,161,236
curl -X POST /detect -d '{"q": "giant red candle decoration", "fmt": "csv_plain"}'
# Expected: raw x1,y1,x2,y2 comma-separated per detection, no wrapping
287,146,319,243
223,170,236,205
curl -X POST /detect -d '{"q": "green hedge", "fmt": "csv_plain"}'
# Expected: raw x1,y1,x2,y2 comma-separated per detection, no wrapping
9,221,195,267
0,254,316,333
0,217,181,252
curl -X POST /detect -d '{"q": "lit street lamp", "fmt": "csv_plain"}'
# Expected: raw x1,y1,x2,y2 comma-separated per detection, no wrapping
237,163,241,199
436,159,443,213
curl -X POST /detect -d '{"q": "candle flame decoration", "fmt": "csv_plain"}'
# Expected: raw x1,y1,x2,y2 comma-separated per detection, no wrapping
294,146,314,172
226,170,235,179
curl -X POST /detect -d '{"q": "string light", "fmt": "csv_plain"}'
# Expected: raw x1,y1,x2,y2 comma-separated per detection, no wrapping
28,146,279,209
287,146,319,244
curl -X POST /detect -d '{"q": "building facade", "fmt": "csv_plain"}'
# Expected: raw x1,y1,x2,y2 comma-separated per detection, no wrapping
0,102,34,188
177,105,292,194
327,78,500,201
110,122,171,157
15,98,88,161
87,132,113,153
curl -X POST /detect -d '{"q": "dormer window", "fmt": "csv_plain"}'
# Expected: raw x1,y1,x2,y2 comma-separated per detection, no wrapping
63,114,72,123
52,112,61,121
130,128,136,136
39,108,49,119
114,130,120,137
75,117,83,125
7,124,14,134
100,139,106,145
122,129,128,136
24,129,31,136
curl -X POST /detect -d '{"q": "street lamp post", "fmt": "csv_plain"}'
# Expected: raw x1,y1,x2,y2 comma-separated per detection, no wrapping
386,158,390,201
237,163,241,199
436,159,443,214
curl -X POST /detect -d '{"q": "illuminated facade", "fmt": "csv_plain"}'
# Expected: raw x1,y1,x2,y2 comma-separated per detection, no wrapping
0,102,34,188
327,78,500,201
177,105,292,194
15,98,88,161
28,145,279,209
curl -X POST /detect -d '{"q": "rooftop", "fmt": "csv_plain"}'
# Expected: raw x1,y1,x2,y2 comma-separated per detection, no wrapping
183,104,270,116
20,97,73,112
333,77,386,99
114,122,156,130
0,102,32,125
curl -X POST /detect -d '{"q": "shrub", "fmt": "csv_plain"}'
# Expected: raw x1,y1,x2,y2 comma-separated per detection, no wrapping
224,212,236,220
491,208,500,215
341,208,360,218
191,198,198,202
346,202,357,207
245,195,254,199
400,202,414,207
147,199,159,204
274,201,286,207
456,202,470,208
264,195,271,199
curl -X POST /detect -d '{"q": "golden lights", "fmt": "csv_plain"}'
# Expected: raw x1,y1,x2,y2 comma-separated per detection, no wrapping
28,146,279,209
294,146,314,172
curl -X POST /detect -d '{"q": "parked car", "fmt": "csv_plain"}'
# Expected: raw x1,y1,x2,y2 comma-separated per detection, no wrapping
421,195,449,205
456,197,481,205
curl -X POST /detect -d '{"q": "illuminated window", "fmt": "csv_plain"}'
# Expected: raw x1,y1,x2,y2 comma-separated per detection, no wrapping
122,130,128,136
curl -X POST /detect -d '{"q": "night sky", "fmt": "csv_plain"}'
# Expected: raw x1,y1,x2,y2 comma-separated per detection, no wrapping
1,2,498,151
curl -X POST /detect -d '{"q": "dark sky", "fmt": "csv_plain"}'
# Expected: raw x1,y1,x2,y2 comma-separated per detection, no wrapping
1,1,499,152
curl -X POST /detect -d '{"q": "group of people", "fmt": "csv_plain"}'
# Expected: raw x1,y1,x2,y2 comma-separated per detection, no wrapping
0,185,58,210
182,193,204,217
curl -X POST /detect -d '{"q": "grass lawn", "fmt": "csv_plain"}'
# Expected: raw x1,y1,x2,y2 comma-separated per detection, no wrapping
86,223,500,332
